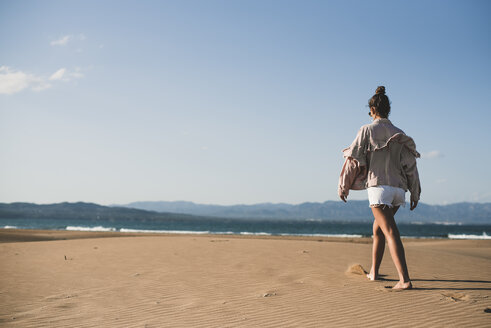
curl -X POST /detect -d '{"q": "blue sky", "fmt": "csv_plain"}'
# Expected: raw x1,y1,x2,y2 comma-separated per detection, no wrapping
1,0,490,205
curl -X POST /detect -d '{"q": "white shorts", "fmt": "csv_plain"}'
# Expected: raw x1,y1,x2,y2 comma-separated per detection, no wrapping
367,185,406,208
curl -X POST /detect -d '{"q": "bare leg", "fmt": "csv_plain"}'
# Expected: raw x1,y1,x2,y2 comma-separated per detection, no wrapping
367,220,385,280
371,206,411,289
368,206,399,280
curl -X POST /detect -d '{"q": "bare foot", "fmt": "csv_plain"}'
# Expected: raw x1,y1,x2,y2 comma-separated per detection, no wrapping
366,270,379,281
392,281,412,290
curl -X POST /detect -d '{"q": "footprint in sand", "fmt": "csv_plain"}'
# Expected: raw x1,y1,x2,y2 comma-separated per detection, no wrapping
262,291,277,297
45,293,77,302
441,293,470,302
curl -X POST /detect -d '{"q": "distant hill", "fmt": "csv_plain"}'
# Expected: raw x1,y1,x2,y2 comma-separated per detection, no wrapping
1,201,490,224
0,202,205,222
117,200,491,224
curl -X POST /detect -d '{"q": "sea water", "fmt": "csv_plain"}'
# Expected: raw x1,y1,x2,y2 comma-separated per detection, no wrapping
1,217,490,239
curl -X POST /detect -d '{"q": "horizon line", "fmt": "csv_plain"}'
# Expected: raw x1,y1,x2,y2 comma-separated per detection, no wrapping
1,200,490,207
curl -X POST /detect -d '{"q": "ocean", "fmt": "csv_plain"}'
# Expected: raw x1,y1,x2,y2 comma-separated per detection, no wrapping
1,217,490,239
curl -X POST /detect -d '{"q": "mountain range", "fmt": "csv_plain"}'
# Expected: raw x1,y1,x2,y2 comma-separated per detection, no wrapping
117,200,491,224
0,201,490,224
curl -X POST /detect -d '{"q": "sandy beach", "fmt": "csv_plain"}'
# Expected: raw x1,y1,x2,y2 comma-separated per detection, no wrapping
0,230,490,327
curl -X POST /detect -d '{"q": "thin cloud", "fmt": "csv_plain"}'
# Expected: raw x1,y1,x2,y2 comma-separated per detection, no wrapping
49,67,84,82
0,66,85,95
421,150,444,159
49,68,67,81
0,66,51,95
50,35,72,46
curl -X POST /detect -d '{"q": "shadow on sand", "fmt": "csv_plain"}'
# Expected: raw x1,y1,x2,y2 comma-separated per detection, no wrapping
380,277,491,291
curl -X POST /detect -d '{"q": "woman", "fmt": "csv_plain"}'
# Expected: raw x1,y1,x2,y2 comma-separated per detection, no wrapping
338,86,421,290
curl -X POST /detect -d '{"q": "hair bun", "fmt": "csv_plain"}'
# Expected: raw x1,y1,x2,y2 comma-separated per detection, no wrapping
375,86,386,95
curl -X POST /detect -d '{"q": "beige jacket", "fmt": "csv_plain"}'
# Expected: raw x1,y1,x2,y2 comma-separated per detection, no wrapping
338,118,421,202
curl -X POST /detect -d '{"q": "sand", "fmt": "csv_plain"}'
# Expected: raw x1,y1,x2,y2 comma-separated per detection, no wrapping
0,230,490,327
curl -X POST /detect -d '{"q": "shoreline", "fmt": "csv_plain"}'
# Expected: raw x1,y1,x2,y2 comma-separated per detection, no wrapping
2,219,489,243
0,228,483,244
0,228,375,244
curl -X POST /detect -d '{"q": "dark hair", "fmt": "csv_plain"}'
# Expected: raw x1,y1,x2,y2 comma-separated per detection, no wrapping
368,86,391,118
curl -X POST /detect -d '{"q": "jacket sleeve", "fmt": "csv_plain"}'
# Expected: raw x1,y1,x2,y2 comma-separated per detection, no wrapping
401,146,421,202
342,127,369,166
338,158,366,197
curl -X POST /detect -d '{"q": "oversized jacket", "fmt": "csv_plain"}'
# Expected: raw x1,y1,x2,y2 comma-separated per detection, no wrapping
338,118,421,202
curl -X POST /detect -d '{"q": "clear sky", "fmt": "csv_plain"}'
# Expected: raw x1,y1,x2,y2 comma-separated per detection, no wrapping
1,0,490,206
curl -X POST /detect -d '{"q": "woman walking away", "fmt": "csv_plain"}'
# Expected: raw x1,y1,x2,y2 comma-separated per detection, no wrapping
338,86,421,290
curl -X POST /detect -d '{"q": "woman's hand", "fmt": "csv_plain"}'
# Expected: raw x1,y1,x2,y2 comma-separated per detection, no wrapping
410,199,418,210
340,195,347,203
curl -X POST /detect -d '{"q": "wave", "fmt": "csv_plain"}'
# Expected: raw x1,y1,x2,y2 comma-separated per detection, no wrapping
120,228,212,234
400,235,443,239
280,233,363,238
122,230,363,238
448,232,491,240
66,226,117,232
2,223,487,240
240,232,272,236
410,221,462,226
433,222,462,226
